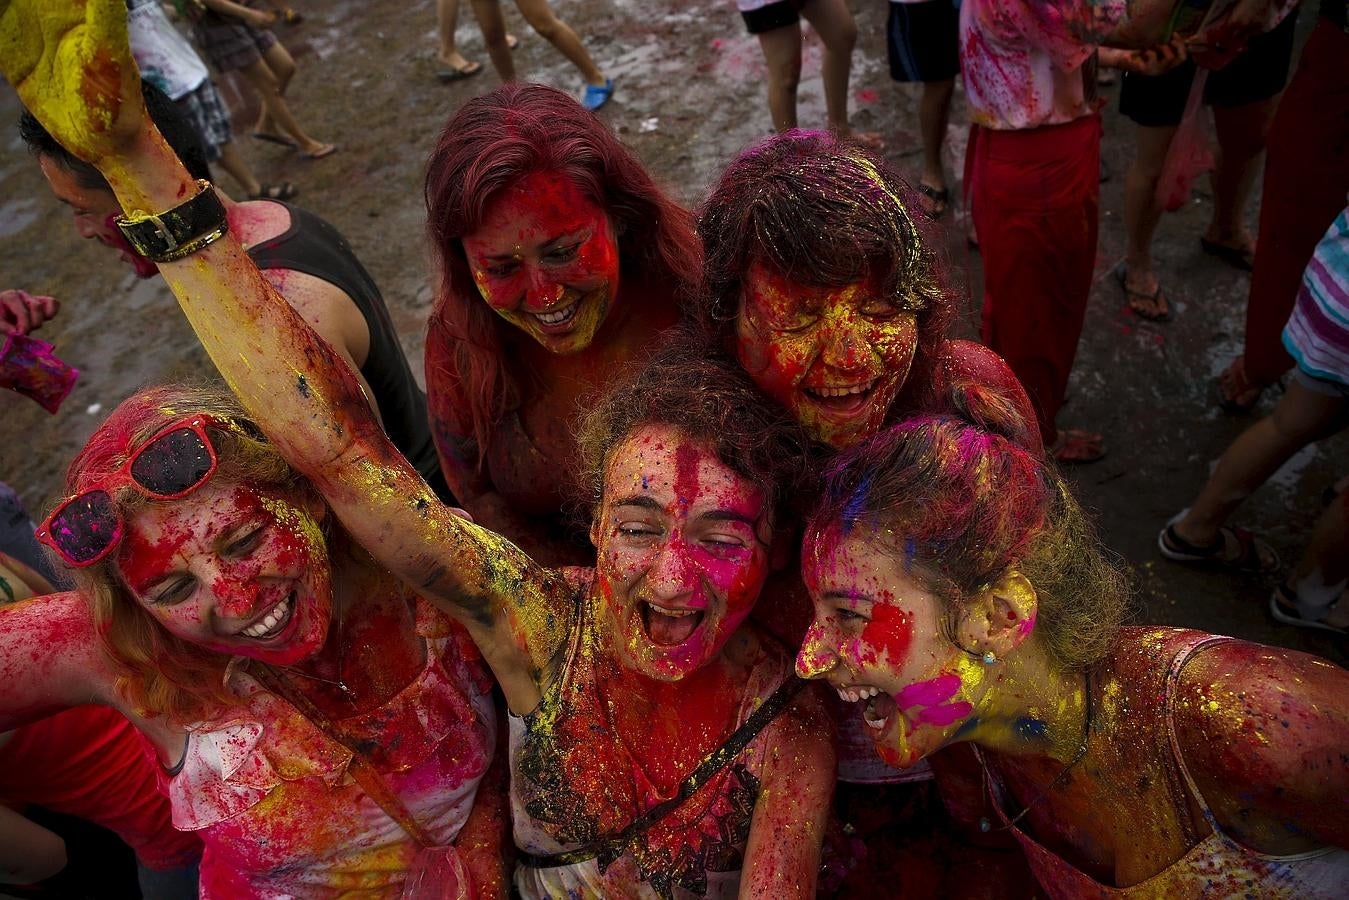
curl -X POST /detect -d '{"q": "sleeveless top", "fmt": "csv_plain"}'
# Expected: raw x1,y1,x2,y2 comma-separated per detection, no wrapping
981,628,1349,898
246,203,449,501
168,600,496,898
508,595,792,899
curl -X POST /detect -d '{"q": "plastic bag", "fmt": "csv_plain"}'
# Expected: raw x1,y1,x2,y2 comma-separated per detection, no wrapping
0,333,79,414
1155,69,1214,213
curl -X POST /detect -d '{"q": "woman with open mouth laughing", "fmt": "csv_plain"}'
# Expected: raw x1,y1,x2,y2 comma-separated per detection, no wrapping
5,10,832,893
796,411,1349,897
0,384,500,898
422,82,701,568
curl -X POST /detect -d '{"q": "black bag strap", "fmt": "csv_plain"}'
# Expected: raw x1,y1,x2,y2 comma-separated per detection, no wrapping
518,675,807,869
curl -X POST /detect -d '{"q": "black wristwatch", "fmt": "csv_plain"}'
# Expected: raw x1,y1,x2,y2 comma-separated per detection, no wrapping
116,180,229,263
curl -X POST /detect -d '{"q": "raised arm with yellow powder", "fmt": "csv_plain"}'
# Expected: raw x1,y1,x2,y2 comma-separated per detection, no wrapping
0,0,570,715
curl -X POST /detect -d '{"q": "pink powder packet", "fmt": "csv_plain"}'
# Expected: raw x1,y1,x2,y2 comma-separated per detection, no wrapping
0,332,79,414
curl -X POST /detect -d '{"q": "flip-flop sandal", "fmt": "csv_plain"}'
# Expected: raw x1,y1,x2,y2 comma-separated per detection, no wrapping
300,143,337,161
917,184,950,220
1199,236,1255,271
1157,512,1280,574
437,60,482,82
1113,264,1171,322
249,182,299,201
252,131,297,149
1269,581,1347,634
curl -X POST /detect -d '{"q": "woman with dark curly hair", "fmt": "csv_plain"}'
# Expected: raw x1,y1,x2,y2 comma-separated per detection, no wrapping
423,82,701,565
797,412,1349,896
695,129,1037,454
6,20,834,890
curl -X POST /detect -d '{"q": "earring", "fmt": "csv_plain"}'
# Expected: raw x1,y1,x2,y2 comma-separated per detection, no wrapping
982,651,997,666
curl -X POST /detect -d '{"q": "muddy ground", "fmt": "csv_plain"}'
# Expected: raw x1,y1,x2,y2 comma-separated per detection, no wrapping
0,1,1342,664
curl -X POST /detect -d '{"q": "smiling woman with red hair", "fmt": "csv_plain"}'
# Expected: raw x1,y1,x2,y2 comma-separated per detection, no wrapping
423,83,701,566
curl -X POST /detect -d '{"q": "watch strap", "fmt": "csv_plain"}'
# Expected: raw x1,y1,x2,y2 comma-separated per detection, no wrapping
116,180,229,263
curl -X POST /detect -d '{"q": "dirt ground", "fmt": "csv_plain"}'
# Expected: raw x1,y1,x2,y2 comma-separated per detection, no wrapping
0,1,1342,665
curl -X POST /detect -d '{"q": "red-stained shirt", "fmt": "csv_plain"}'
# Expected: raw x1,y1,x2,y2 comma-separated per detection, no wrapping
0,706,203,871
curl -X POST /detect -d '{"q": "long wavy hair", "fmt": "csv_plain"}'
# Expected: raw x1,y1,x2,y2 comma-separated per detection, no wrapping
695,130,955,417
808,413,1130,671
424,83,702,463
58,384,339,724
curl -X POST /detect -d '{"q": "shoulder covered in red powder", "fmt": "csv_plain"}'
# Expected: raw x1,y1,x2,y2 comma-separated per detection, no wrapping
1172,640,1349,852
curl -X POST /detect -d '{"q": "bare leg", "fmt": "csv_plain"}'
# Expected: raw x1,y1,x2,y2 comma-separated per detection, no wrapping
1121,123,1178,318
513,0,604,85
215,140,263,198
756,24,802,132
438,0,479,73
1204,97,1277,251
1174,381,1348,547
471,0,515,80
800,0,857,133
250,41,298,135
917,77,955,214
236,56,329,156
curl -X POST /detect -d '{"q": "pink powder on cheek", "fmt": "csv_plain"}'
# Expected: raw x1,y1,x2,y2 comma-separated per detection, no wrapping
915,701,974,726
896,673,961,709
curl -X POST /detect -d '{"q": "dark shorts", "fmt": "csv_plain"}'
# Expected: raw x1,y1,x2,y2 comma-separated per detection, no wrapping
741,0,806,35
1120,8,1299,127
193,17,278,74
887,1,959,83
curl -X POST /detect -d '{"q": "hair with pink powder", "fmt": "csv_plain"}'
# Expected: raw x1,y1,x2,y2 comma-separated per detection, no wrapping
424,83,701,462
808,414,1129,669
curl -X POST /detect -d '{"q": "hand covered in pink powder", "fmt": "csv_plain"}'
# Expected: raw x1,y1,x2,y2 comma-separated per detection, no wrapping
0,290,60,336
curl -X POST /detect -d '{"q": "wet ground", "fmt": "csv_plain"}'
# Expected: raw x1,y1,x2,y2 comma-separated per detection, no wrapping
0,1,1342,664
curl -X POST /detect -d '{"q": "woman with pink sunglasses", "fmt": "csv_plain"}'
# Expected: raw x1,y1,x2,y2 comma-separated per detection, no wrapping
1,383,505,898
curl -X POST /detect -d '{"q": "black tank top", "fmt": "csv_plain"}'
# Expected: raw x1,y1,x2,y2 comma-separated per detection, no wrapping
246,203,452,502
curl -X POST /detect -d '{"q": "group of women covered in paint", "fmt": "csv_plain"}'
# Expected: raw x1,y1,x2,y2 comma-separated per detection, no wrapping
1,2,1346,898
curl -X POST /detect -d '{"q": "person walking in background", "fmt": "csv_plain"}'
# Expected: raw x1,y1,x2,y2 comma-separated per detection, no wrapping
885,0,960,219
737,0,880,145
435,0,519,81
1218,0,1349,412
466,0,613,110
129,0,297,200
1113,8,1299,322
192,0,336,159
1161,205,1349,635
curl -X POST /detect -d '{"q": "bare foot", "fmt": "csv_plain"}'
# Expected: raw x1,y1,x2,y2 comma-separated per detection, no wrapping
1115,264,1171,321
1050,429,1106,464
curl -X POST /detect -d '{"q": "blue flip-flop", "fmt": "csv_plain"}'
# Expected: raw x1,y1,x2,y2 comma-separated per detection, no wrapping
582,79,614,112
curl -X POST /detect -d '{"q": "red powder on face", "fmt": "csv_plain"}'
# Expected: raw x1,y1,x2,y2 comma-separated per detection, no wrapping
672,441,701,512
861,604,913,668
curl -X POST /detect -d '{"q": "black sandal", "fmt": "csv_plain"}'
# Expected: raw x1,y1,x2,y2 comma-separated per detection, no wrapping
1269,581,1347,634
917,183,950,220
249,182,299,201
1157,515,1279,575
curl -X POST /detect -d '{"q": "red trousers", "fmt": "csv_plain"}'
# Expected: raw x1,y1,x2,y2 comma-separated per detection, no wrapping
1244,18,1349,386
967,114,1102,446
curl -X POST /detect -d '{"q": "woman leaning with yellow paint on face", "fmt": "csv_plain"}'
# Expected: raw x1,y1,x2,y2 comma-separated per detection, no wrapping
0,4,835,895
796,408,1349,897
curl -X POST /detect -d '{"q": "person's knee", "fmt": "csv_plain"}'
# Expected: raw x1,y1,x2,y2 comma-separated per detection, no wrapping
523,10,562,41
765,51,802,90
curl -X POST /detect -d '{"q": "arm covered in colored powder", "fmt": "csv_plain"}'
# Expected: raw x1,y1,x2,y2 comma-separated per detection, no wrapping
0,593,119,731
741,688,835,899
1174,641,1349,852
0,0,571,713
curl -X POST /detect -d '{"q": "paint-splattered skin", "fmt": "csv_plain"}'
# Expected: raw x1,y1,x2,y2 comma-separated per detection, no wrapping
426,251,679,566
4,15,834,889
797,528,1349,886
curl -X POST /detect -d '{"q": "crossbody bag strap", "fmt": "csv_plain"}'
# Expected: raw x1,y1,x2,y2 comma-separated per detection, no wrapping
253,667,438,849
518,675,807,869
